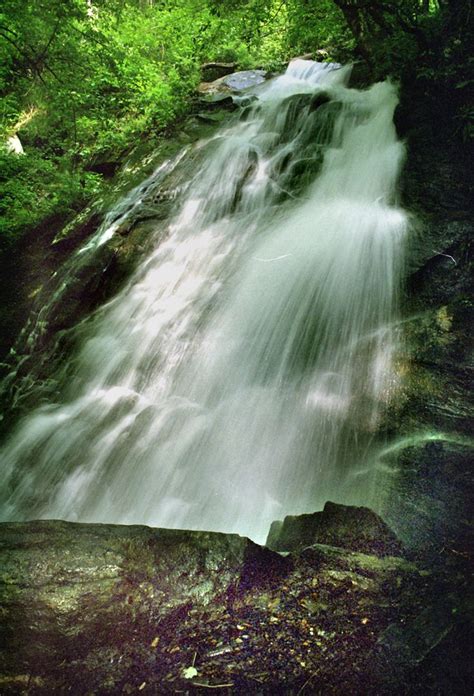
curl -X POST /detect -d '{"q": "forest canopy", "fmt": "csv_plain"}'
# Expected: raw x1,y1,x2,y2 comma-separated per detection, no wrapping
0,0,471,245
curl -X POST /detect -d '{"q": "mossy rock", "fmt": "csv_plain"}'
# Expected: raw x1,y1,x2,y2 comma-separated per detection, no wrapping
0,516,440,694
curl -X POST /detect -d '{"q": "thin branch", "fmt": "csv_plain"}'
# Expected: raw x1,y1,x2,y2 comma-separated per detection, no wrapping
38,18,61,63
297,673,317,695
0,27,29,58
0,23,21,38
42,62,65,84
190,682,234,689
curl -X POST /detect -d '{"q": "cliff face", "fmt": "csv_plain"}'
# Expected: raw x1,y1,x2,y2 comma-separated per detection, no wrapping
378,82,473,559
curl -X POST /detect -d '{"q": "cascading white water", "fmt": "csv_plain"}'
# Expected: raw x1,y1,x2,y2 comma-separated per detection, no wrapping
0,61,408,543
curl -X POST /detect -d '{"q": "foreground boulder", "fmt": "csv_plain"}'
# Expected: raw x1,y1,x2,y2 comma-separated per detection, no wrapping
0,514,468,694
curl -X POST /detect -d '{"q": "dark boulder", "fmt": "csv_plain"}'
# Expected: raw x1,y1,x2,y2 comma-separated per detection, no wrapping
201,62,237,82
266,501,403,557
379,439,473,558
86,159,121,178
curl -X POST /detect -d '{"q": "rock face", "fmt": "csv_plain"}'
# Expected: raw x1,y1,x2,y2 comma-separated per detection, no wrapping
380,439,473,557
267,501,403,557
1,516,467,695
0,64,471,694
377,81,474,562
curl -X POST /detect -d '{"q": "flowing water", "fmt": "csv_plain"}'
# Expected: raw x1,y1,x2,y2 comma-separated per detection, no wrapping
0,61,408,543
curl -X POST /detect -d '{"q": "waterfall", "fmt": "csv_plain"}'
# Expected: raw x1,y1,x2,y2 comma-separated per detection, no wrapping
0,61,408,544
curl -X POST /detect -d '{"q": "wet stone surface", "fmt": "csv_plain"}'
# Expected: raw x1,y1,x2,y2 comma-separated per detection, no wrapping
0,509,470,694
198,70,269,98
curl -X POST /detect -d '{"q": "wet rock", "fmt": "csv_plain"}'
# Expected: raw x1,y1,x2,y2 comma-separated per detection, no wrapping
309,91,332,111
195,110,229,125
377,283,472,559
379,439,473,558
407,227,473,323
253,91,338,202
0,517,433,694
384,303,472,440
266,501,403,557
268,92,340,149
347,61,373,88
234,94,258,109
223,69,267,91
197,70,268,100
382,76,474,577
280,154,325,196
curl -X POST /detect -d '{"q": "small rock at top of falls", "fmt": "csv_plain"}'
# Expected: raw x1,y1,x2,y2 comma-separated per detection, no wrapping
223,69,268,90
198,69,268,96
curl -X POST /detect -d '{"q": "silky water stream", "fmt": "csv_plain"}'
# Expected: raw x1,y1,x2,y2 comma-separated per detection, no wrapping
0,61,408,543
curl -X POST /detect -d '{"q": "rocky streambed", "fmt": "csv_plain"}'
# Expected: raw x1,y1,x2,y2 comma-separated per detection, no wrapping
0,503,471,695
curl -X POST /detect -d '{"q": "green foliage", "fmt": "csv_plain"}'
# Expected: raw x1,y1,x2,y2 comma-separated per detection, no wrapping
0,0,284,243
0,0,470,246
328,0,473,140
0,150,102,248
284,0,354,59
